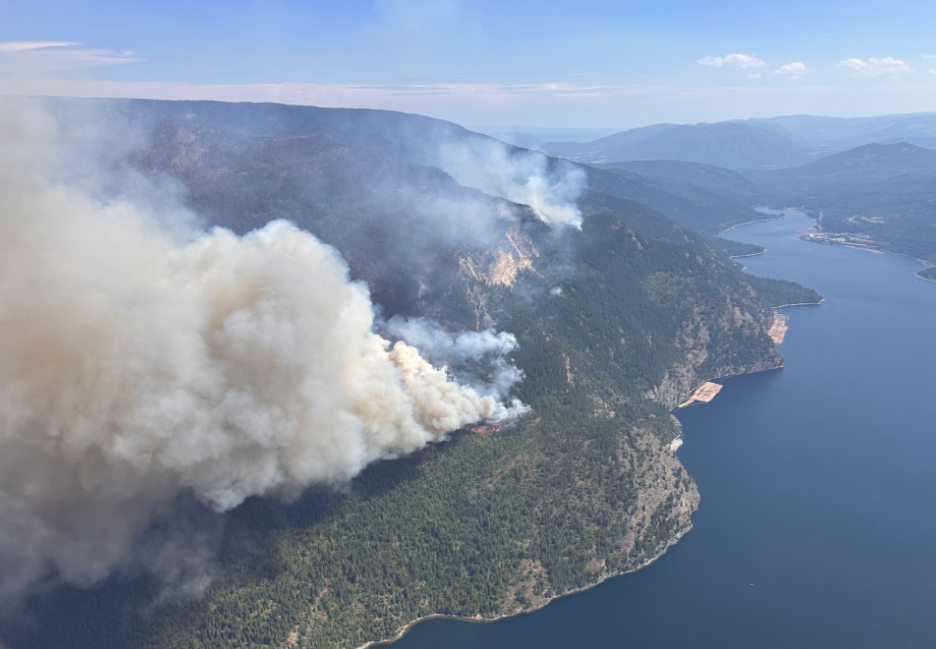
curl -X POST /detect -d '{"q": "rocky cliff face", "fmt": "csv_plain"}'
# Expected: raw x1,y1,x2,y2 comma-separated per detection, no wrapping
646,310,783,410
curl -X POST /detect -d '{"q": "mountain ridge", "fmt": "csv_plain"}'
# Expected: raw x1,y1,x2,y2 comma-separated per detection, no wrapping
542,121,811,171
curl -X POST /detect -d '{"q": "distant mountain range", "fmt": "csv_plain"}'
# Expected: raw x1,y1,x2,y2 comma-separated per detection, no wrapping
747,113,936,151
747,142,936,189
476,128,621,149
542,122,812,171
541,113,936,171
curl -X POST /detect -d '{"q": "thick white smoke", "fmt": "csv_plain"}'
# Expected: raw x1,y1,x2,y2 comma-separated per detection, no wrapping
382,317,530,421
0,103,524,599
435,138,586,228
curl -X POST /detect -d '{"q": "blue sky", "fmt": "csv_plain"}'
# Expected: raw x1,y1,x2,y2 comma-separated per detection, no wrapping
1,0,935,128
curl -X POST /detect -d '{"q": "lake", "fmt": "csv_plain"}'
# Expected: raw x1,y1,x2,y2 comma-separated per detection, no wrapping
384,210,936,648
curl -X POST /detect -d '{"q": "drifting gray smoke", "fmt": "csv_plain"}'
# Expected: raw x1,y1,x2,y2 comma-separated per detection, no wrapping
0,102,525,600
434,137,586,228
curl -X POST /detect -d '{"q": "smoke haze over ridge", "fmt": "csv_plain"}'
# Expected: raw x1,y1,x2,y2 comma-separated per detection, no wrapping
0,101,525,601
433,137,586,228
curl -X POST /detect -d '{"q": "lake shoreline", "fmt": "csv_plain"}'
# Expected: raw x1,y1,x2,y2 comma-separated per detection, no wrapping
357,527,693,649
358,344,800,649
716,209,796,259
718,213,784,236
379,210,936,649
770,208,934,281
361,212,828,649
360,345,806,649
800,232,934,281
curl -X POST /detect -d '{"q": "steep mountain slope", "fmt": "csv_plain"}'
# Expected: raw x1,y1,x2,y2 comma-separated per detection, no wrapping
41,97,770,246
597,160,762,200
132,119,534,321
542,122,811,170
0,100,818,649
41,96,500,174
588,160,768,235
47,97,762,255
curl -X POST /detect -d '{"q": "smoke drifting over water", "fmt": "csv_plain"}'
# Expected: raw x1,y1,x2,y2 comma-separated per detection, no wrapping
0,103,524,600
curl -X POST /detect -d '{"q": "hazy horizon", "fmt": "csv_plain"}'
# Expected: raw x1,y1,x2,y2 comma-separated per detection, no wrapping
3,0,935,128
3,92,936,136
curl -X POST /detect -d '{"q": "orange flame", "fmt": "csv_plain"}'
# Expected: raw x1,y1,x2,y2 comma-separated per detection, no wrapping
466,424,500,435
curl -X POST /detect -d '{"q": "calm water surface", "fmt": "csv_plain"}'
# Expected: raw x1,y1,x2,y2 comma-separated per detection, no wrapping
386,211,936,649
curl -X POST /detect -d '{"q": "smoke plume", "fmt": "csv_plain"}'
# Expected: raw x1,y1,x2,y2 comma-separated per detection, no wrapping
434,138,586,228
382,317,529,420
0,102,524,600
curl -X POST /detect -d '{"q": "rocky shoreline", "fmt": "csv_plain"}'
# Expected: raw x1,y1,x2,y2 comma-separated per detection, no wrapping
354,513,696,649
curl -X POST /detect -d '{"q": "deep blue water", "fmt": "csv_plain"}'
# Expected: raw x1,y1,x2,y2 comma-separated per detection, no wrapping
385,211,936,649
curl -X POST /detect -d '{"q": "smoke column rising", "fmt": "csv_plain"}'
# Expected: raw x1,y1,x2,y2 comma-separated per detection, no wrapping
0,102,524,600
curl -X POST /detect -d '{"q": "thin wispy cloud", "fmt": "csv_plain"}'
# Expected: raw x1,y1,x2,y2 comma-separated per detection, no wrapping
697,54,766,69
775,62,808,79
837,57,911,77
0,41,141,75
0,41,79,52
0,78,757,110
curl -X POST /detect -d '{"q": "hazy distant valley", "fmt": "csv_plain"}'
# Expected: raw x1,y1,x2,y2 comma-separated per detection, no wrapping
542,114,936,278
539,112,936,170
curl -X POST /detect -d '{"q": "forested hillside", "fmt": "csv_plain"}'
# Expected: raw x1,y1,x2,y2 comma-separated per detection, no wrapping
0,100,818,649
587,160,770,236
